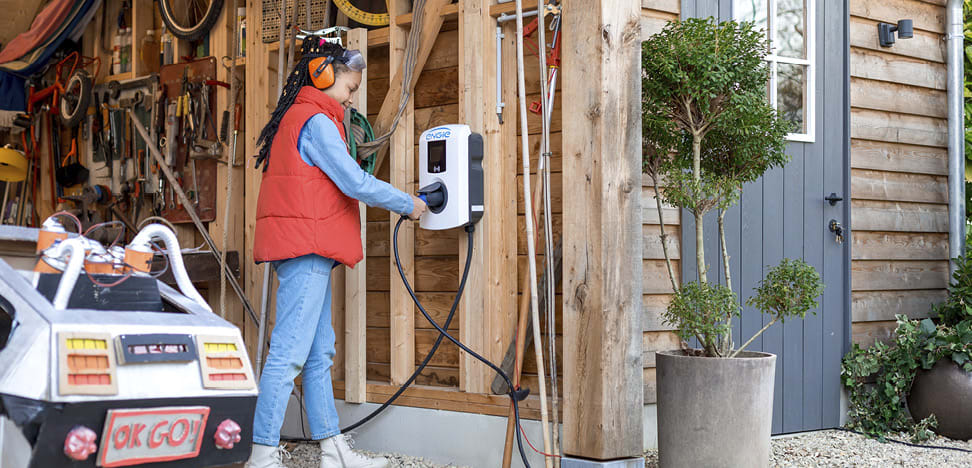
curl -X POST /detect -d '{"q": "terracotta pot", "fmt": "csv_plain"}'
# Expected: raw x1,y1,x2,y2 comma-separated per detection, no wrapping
908,358,972,441
656,349,777,468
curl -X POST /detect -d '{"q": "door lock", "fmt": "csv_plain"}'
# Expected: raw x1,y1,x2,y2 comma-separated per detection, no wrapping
829,219,844,245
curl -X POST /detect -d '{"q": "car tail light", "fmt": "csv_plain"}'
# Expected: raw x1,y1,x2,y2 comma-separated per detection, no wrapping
64,425,98,461
58,332,118,395
196,335,254,390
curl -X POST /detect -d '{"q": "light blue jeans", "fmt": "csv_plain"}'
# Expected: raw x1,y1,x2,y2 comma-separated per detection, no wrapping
252,254,340,446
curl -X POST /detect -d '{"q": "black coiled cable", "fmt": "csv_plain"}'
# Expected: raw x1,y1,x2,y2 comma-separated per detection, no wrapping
338,216,532,468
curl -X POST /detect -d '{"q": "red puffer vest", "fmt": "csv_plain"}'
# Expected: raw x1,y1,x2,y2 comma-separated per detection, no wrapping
253,86,362,266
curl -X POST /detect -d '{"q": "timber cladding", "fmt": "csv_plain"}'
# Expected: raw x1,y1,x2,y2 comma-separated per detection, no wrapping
639,1,681,406
637,0,954,402
849,0,950,346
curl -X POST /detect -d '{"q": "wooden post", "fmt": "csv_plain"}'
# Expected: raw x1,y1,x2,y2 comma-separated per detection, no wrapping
456,0,489,394
344,28,369,404
243,0,271,365
208,0,246,331
388,0,416,387
561,0,644,460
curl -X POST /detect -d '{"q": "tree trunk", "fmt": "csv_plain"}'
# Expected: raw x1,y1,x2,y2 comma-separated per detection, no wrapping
693,134,706,283
718,208,732,354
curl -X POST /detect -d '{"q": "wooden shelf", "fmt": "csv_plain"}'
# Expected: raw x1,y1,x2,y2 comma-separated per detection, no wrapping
97,71,134,85
266,37,294,53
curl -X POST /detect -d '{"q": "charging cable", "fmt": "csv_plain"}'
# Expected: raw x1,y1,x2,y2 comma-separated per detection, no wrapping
338,216,532,468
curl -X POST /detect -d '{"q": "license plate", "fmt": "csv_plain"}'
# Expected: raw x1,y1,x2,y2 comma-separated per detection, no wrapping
97,406,210,467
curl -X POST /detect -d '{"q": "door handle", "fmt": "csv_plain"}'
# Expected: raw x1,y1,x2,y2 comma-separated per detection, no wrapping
825,193,843,206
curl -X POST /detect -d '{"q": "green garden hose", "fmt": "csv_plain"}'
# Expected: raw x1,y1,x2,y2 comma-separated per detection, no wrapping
348,108,377,175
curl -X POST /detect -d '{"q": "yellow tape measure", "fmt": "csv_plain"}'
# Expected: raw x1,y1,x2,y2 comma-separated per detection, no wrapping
333,0,389,26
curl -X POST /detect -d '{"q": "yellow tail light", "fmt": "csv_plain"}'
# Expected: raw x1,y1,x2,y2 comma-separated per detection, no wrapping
58,332,118,395
196,335,254,390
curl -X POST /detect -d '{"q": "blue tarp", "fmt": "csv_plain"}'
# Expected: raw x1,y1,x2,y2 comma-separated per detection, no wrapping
0,0,99,112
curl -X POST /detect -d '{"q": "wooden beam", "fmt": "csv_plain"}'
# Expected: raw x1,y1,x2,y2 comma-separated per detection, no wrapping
456,0,491,394
208,0,246,330
395,4,460,26
243,0,271,365
345,28,369,404
371,0,453,174
561,0,644,460
388,0,417,387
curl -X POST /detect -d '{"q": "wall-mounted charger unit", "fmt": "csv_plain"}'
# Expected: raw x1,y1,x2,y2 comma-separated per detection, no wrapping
417,125,484,231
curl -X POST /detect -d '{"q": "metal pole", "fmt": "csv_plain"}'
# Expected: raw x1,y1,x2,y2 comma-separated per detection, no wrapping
947,0,966,272
127,110,260,327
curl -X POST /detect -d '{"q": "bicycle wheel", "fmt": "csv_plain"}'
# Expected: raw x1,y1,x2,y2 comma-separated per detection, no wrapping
59,70,92,128
158,0,225,42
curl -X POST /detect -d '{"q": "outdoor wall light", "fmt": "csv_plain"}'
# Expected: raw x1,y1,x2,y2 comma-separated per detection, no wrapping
878,20,914,47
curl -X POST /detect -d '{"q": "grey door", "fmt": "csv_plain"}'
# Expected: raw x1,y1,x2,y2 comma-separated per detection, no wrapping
680,0,849,433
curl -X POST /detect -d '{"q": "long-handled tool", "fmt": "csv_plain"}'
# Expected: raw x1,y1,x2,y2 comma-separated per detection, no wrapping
128,109,260,328
514,0,554,466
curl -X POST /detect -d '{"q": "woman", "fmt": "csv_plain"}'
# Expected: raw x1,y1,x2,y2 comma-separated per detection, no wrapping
246,37,426,468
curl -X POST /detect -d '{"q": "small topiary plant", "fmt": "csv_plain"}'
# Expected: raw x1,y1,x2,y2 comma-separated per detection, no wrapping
643,17,817,358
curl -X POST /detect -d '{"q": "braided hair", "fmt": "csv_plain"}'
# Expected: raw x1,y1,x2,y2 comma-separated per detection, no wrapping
254,37,351,171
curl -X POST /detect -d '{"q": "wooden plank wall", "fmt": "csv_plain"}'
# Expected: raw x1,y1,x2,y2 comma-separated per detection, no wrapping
848,0,950,346
639,0,681,406
360,21,467,390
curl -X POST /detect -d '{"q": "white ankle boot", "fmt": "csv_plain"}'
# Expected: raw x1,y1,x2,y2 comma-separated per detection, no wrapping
319,434,390,468
245,443,291,468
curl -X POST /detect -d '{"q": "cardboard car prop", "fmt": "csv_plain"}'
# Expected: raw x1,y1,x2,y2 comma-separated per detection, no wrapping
0,217,256,468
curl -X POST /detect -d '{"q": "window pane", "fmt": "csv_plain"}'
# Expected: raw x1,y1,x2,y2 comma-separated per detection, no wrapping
775,0,806,59
777,63,806,133
734,0,768,33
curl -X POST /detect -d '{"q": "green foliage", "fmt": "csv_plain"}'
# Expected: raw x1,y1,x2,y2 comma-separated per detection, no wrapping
840,315,972,442
665,281,739,357
747,258,823,322
934,252,972,326
842,250,972,441
641,18,792,218
666,259,824,357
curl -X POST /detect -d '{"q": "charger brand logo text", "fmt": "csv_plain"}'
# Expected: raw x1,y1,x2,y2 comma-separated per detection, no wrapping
426,128,451,140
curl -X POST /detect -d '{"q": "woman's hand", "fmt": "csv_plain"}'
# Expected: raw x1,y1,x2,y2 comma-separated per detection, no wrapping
408,195,427,220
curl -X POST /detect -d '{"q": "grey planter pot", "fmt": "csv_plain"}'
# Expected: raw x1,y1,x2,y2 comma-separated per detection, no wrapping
656,349,777,468
908,359,972,441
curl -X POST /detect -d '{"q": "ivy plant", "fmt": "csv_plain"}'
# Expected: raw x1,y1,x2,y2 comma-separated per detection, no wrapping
842,251,972,442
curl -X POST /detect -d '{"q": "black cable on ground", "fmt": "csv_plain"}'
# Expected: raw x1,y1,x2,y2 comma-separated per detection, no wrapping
834,428,972,454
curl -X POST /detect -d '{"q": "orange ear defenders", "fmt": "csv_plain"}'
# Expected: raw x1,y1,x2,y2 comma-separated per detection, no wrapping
309,56,337,89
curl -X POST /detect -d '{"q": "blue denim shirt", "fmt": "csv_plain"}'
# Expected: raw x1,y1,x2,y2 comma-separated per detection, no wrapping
298,114,413,215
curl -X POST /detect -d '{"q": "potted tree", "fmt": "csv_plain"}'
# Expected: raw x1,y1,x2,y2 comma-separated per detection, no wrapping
641,18,825,467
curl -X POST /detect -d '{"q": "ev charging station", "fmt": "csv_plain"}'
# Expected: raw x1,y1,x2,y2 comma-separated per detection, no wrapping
416,125,484,230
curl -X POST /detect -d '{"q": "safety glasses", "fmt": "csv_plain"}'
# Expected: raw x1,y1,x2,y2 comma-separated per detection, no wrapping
337,49,366,72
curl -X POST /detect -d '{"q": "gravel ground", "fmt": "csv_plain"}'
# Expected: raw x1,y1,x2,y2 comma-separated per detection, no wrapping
278,440,469,468
277,430,971,468
644,429,972,467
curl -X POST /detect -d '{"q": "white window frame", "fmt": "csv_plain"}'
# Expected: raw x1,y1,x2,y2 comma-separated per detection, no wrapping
740,0,815,142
